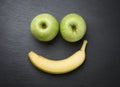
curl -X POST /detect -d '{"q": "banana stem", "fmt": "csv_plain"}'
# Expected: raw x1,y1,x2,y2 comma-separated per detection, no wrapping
80,40,88,51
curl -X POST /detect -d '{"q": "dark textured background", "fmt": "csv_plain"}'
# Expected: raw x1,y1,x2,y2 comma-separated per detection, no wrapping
0,0,120,87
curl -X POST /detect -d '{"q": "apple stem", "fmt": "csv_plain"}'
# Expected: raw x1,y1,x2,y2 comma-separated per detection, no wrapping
71,25,76,32
41,23,47,29
80,40,88,51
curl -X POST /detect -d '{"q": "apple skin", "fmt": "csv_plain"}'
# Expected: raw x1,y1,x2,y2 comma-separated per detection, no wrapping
30,13,59,42
60,13,86,42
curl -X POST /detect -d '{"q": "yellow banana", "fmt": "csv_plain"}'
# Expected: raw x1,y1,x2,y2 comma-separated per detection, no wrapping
28,40,88,74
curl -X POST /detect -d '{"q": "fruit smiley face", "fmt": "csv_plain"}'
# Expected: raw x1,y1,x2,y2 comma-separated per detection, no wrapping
29,13,88,74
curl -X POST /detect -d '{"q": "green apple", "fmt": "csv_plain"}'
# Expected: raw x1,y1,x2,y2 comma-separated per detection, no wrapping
60,13,86,42
30,13,59,42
